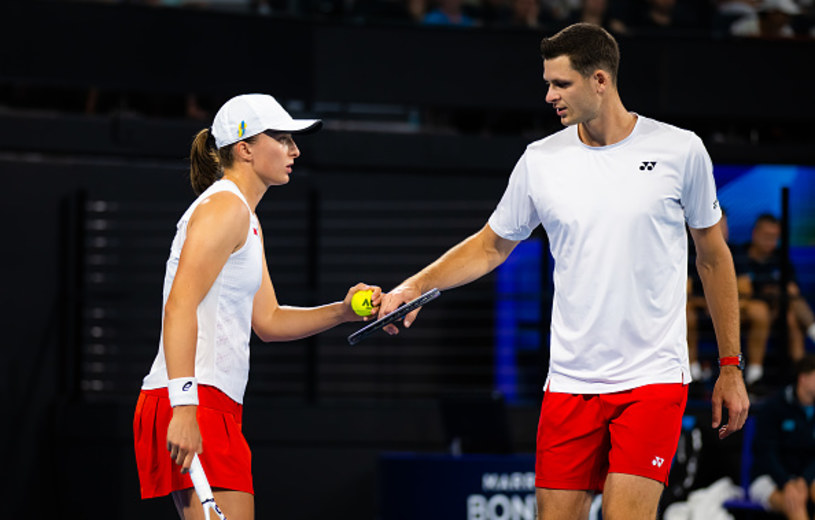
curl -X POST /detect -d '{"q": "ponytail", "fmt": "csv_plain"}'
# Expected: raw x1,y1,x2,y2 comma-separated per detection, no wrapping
189,128,223,195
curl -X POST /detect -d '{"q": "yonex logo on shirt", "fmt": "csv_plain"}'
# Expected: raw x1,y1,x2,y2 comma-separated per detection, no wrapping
713,199,720,210
639,161,657,171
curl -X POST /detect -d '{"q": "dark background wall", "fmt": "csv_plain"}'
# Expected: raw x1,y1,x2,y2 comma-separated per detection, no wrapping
2,1,813,518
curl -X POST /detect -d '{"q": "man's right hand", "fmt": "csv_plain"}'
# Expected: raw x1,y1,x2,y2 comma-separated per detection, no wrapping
378,283,423,335
166,405,202,473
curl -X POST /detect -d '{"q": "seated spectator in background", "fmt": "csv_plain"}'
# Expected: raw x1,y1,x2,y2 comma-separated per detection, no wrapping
507,0,543,27
625,0,709,34
735,214,815,385
630,0,678,27
422,0,478,25
476,0,513,26
713,0,758,34
730,0,801,36
352,0,428,23
718,0,760,17
749,355,815,519
560,0,629,34
540,0,581,23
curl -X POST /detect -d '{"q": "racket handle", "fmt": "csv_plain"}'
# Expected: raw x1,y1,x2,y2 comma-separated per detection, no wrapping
189,454,214,503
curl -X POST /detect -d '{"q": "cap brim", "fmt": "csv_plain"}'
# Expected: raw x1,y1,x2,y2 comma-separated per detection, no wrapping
271,119,323,135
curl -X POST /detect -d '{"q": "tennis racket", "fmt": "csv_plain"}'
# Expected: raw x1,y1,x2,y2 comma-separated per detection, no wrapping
189,454,228,520
347,288,441,345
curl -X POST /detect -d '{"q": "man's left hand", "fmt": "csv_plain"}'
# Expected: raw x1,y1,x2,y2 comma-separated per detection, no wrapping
711,366,750,439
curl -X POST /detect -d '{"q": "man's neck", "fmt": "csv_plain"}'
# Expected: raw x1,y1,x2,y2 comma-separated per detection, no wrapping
578,105,637,147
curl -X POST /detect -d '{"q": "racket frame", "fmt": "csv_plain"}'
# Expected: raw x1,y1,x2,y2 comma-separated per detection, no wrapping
347,288,440,345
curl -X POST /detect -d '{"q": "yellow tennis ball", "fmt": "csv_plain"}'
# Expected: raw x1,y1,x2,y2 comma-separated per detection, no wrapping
351,290,374,317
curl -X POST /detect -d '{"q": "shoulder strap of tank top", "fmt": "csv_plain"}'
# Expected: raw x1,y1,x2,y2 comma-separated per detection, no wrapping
213,179,253,214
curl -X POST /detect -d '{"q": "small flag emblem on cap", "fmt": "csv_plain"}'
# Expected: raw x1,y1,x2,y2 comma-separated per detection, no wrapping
238,121,246,137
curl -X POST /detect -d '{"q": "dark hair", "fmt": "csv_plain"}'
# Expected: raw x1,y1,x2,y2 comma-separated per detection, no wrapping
188,128,258,195
753,213,780,228
794,355,815,382
539,22,620,84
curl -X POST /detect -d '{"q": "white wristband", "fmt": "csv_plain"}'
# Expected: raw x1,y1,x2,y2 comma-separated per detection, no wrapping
168,377,199,407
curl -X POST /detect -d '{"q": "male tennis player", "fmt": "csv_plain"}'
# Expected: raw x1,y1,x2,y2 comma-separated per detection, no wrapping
378,23,749,520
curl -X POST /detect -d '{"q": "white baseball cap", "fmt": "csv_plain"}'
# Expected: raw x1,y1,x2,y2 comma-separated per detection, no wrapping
211,94,322,149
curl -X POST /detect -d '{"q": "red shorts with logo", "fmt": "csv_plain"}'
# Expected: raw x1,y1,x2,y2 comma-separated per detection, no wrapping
535,383,688,492
133,385,253,499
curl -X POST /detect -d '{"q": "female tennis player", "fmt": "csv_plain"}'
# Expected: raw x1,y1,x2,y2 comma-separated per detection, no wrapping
133,93,380,520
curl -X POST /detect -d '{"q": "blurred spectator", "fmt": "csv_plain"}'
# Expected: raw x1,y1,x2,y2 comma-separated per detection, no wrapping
560,0,628,34
251,0,279,14
422,0,477,25
352,0,428,23
734,214,815,386
476,0,513,25
730,0,801,36
718,0,761,17
625,0,710,34
507,0,543,27
631,0,678,27
133,0,259,11
540,0,581,23
405,0,430,20
712,0,758,35
748,355,815,518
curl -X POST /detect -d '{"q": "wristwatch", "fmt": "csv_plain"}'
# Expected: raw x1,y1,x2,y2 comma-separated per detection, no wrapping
718,354,745,370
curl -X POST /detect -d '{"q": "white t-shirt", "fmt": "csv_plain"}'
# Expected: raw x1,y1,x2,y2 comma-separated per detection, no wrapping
488,115,721,394
142,179,263,404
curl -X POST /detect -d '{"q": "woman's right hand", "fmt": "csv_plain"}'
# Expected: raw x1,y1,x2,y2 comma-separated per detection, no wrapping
166,405,202,472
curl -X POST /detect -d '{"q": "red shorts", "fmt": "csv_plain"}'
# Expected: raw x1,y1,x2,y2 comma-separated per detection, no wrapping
535,383,687,492
133,385,253,499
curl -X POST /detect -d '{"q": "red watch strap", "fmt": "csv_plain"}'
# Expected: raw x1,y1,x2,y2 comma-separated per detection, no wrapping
719,356,741,366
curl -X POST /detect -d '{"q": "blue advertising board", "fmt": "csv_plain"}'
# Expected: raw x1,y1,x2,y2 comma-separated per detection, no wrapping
379,452,536,520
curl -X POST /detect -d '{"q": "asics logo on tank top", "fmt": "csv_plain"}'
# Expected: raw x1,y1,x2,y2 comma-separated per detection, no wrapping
639,161,658,171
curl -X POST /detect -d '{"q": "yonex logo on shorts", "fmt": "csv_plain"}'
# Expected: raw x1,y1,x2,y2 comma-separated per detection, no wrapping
713,199,720,210
639,161,657,171
651,456,664,467
182,381,193,392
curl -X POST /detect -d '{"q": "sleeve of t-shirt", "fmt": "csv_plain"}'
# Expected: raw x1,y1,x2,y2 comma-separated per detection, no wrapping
487,151,539,241
681,134,722,230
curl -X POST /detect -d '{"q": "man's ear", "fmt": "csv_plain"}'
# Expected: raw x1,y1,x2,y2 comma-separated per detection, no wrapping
594,69,611,93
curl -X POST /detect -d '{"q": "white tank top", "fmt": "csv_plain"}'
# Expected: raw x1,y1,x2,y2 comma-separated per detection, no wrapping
142,179,263,404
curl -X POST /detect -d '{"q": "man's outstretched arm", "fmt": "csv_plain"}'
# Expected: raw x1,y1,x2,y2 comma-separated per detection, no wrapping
379,223,519,333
